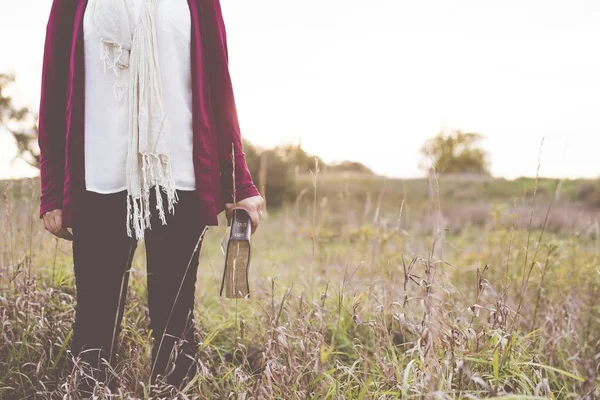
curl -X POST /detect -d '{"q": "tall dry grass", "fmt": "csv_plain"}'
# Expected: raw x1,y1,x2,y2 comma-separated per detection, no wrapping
1,173,599,399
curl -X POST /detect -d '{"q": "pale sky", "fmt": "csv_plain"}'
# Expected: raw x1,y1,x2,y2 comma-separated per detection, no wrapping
1,0,600,179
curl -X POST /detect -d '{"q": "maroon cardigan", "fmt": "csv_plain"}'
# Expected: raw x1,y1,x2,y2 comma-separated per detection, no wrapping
38,0,259,228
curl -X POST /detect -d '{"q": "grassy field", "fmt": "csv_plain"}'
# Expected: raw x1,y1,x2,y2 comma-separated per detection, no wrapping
1,173,600,399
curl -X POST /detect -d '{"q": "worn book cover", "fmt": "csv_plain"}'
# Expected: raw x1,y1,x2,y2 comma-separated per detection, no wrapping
220,209,252,298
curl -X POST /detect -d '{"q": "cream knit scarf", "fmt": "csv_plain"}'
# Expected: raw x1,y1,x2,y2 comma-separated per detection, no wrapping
90,0,178,240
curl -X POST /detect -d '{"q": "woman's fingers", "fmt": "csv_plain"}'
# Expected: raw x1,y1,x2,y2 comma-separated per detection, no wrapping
42,209,72,240
59,228,73,241
224,196,265,234
48,215,61,238
44,213,58,235
248,208,260,234
224,203,235,223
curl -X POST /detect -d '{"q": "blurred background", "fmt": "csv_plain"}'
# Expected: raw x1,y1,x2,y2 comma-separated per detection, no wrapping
2,0,600,182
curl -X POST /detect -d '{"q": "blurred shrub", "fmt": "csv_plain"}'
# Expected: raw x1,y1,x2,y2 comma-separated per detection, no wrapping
1,73,39,167
243,140,375,208
326,161,374,175
577,180,600,207
243,139,294,207
420,129,490,175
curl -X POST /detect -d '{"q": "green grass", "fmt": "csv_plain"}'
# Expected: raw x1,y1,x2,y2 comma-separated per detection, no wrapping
0,174,599,399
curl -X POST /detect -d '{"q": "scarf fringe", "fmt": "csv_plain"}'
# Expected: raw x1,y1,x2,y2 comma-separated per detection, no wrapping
126,153,179,240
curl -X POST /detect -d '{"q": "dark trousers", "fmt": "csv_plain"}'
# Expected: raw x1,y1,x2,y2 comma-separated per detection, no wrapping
69,188,205,389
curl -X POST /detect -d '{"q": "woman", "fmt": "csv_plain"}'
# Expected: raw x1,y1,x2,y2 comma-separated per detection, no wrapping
38,0,263,392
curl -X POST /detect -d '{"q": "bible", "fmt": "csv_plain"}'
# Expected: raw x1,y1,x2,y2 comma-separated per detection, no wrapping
220,208,252,298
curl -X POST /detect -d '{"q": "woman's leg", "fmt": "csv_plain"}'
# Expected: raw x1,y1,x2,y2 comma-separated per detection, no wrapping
145,189,205,388
70,190,137,390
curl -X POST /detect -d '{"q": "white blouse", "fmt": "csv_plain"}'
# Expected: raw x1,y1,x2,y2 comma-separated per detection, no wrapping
83,0,196,193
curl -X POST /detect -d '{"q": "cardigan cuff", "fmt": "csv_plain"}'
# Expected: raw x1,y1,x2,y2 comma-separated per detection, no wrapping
39,197,63,219
222,183,260,204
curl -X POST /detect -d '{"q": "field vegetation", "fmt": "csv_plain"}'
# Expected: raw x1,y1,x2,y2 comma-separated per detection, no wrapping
1,170,600,399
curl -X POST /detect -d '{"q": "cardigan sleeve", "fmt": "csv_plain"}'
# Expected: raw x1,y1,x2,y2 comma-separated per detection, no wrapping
38,0,77,218
201,0,260,204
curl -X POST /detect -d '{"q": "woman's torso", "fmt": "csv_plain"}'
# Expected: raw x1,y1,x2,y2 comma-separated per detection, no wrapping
83,0,195,193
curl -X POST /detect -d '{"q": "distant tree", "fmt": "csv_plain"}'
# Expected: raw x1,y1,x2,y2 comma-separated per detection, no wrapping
243,139,295,207
275,142,324,173
327,160,374,175
420,129,490,175
0,73,39,167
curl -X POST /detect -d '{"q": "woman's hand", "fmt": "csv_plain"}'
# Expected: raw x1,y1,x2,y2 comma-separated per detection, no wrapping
42,209,73,241
225,195,265,234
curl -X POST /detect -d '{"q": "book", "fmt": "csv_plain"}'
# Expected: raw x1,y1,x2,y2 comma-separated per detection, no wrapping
220,209,252,298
